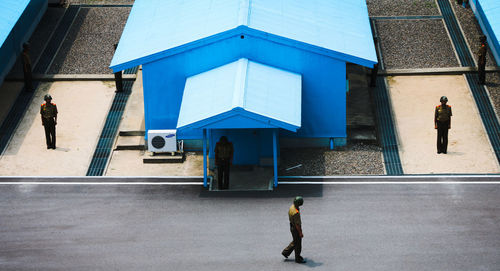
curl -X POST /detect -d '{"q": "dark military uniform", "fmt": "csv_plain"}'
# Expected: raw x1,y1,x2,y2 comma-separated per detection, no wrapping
22,47,33,91
214,138,233,189
435,104,452,154
477,44,487,85
40,102,58,149
282,204,303,261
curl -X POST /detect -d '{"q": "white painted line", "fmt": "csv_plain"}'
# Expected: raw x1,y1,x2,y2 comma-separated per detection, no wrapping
0,176,204,179
278,175,500,179
0,181,499,186
0,182,204,186
279,181,500,185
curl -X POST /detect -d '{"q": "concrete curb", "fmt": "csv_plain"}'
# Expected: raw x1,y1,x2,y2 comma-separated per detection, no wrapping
381,66,500,76
5,74,137,82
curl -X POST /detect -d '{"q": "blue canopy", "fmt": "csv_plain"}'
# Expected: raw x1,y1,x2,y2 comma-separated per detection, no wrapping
177,58,301,132
473,0,500,63
110,0,377,71
0,0,30,47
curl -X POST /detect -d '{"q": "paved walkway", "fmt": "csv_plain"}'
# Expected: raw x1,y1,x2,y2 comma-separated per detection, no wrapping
0,180,498,270
0,81,115,176
387,75,499,174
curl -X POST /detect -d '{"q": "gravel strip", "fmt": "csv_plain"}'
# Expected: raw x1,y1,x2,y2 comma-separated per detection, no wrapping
279,143,385,176
376,19,459,69
68,0,134,4
7,8,66,77
366,0,440,17
48,7,131,74
450,1,497,67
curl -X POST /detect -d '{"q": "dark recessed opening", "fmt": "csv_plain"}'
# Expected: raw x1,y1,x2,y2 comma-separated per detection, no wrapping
240,35,245,39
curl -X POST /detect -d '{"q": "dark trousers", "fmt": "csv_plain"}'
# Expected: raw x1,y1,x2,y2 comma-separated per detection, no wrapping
478,63,486,84
114,71,123,92
44,122,56,148
217,159,230,189
282,224,302,260
437,121,449,153
23,69,33,91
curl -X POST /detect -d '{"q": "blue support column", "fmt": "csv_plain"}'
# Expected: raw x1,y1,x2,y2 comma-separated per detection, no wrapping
273,129,278,187
203,129,208,187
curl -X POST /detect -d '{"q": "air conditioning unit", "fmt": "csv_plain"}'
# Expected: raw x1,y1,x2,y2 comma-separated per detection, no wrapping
147,129,177,152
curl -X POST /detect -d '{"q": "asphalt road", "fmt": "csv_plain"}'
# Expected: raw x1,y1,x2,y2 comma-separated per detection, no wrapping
0,178,499,270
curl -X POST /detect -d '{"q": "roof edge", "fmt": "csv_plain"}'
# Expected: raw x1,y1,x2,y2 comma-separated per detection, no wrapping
110,25,378,72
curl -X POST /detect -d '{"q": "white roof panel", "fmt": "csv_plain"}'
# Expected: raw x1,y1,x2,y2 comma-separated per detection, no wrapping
111,0,377,69
177,58,301,131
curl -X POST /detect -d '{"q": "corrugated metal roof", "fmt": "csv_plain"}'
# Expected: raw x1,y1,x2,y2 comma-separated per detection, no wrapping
0,0,30,46
479,0,500,47
177,58,301,131
111,0,376,69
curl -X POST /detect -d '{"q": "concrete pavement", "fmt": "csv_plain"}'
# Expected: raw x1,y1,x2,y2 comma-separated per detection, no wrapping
387,75,500,174
0,178,499,271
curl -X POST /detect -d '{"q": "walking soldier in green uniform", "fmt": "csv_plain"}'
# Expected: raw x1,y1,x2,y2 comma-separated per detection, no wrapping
435,96,452,154
282,196,306,263
40,94,58,149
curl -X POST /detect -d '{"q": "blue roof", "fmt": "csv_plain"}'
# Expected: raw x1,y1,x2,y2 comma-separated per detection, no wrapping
177,58,301,132
111,0,376,70
0,0,30,46
478,0,500,46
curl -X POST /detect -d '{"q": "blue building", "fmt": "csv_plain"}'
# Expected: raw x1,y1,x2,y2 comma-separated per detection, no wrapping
470,0,500,64
0,0,47,86
110,0,377,185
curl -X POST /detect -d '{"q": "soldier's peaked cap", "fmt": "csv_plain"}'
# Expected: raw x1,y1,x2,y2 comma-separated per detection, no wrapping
294,196,303,206
440,96,448,102
44,94,52,101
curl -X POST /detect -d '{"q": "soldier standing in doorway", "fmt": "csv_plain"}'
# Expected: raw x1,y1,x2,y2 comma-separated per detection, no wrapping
477,36,487,85
435,96,452,154
214,136,233,190
40,94,58,149
282,196,306,263
22,43,33,92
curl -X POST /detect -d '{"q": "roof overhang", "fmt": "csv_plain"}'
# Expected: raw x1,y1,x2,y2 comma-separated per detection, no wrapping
176,58,301,132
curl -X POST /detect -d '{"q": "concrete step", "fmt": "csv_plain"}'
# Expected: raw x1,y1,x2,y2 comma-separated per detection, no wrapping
115,135,146,151
143,152,185,164
347,125,377,143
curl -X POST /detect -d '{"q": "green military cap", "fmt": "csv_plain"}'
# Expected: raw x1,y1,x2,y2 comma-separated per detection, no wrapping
294,196,304,206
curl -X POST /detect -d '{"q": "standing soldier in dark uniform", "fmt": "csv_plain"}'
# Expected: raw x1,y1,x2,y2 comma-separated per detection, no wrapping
40,94,58,149
477,36,487,85
214,136,233,190
282,196,306,264
21,43,33,92
435,96,452,154
113,44,123,92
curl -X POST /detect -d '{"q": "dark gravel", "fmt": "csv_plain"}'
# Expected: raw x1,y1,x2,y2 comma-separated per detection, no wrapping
68,0,134,4
48,7,130,74
376,19,460,69
366,0,440,17
450,0,497,67
484,73,500,120
279,143,385,176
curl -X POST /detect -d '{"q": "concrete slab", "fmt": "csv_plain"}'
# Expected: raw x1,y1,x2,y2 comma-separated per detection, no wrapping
0,81,115,176
387,75,500,174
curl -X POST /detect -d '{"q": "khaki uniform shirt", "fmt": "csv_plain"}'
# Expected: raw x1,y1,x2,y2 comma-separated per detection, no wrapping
40,103,58,120
288,204,301,226
435,105,452,122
